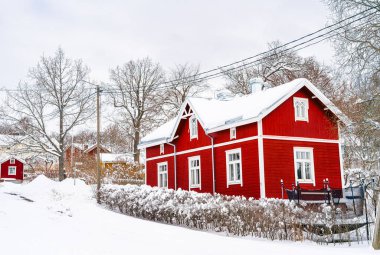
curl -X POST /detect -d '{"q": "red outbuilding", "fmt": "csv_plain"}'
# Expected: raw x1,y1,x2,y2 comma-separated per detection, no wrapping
0,156,25,181
138,78,348,199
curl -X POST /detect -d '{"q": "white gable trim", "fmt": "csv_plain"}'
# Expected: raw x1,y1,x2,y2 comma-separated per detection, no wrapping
259,80,350,125
0,156,26,165
206,79,350,134
169,99,207,141
139,79,350,147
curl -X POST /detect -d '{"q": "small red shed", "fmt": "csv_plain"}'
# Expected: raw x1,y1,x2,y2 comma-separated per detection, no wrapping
0,156,25,181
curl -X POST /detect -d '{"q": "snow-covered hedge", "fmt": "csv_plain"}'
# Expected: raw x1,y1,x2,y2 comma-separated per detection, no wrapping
99,185,369,242
99,185,310,240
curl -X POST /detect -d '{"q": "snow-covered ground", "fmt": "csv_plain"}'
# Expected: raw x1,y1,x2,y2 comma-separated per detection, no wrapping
0,176,376,255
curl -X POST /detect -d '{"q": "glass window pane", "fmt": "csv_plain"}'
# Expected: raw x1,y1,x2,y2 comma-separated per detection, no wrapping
236,163,241,180
305,163,311,180
297,162,302,179
196,169,200,185
229,164,234,181
296,151,300,159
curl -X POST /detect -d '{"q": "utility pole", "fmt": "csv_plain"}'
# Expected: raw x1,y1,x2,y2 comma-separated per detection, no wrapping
71,134,75,185
96,85,101,203
373,196,380,249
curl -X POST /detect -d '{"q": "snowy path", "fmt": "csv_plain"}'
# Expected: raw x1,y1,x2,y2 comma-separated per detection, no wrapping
0,177,375,255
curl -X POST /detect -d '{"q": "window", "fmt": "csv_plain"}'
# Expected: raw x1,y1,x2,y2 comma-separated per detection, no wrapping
10,158,15,164
230,127,236,140
189,116,198,139
226,148,242,186
160,144,164,155
294,147,315,184
293,97,309,121
188,156,201,188
157,162,168,188
8,166,16,175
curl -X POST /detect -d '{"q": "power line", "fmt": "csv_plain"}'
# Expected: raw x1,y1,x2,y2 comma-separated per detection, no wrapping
1,7,377,94
152,6,379,86
101,9,377,94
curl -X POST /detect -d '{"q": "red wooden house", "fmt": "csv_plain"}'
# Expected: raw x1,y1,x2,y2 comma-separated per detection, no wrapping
64,143,110,167
0,156,25,181
138,78,348,199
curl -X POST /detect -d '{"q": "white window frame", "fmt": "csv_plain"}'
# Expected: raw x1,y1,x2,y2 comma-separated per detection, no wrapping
293,97,309,122
157,162,168,188
160,144,164,155
10,158,15,164
226,148,243,187
189,115,198,140
293,147,315,185
230,127,236,140
8,166,16,175
188,156,201,189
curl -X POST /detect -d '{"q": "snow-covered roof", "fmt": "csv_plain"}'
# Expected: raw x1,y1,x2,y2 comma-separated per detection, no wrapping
0,153,26,164
100,153,133,163
64,143,87,151
84,144,111,153
138,78,349,148
140,119,177,145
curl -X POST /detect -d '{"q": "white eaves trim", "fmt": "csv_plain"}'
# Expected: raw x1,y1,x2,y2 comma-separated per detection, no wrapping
206,79,350,133
138,78,350,148
0,156,26,165
145,135,339,162
258,79,351,126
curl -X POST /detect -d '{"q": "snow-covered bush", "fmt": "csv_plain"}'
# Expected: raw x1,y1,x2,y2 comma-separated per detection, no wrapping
99,185,309,241
99,185,371,243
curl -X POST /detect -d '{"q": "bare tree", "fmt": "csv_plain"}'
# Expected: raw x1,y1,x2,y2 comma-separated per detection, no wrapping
101,123,131,153
222,41,335,96
162,63,207,119
325,0,380,80
4,48,95,181
325,0,380,185
109,57,165,163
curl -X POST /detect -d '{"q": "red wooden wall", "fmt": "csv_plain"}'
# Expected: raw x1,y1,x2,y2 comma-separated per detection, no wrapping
145,87,342,199
263,140,341,198
0,159,24,180
263,87,338,139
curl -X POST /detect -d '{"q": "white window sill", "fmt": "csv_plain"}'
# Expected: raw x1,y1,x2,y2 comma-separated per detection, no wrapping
190,185,201,189
295,118,308,122
227,181,242,186
297,180,314,184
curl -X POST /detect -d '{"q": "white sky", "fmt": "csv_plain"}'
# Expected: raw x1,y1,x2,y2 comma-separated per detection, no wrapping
0,0,335,90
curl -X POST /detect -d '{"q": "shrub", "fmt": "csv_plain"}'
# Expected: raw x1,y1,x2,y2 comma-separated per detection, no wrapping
99,184,370,243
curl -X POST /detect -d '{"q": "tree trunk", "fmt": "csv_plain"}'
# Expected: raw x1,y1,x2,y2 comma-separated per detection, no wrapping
58,152,64,181
373,194,380,250
59,111,65,181
133,130,140,163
